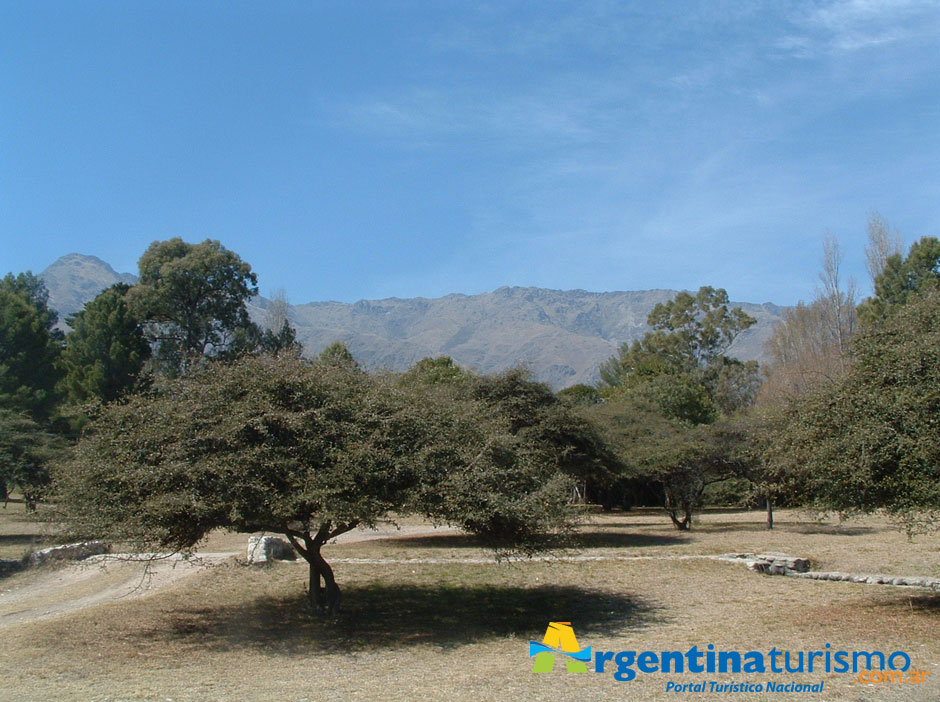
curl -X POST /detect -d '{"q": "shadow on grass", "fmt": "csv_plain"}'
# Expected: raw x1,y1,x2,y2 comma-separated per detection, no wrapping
381,531,685,550
0,534,57,549
902,595,940,612
781,524,877,536
569,531,685,548
139,583,658,654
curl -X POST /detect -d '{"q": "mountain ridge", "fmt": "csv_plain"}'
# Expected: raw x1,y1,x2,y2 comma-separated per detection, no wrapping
38,253,784,389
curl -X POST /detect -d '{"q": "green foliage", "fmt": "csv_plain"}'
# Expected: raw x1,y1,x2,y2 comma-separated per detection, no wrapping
777,291,940,533
0,274,63,418
55,356,587,610
317,341,360,369
600,286,758,420
594,287,758,526
701,477,752,508
858,236,940,325
704,357,762,417
129,238,259,375
0,408,64,506
401,356,468,386
259,321,301,356
465,368,620,489
60,284,151,403
645,286,756,371
556,383,601,407
0,272,60,331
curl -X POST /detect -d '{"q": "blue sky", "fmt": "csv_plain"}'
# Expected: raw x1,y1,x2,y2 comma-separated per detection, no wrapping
2,1,939,306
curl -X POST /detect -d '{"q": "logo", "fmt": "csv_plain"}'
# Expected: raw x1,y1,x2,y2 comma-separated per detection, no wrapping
527,622,927,690
529,622,592,673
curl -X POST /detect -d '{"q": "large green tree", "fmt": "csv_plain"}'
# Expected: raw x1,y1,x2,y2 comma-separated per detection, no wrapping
858,236,940,325
60,283,151,403
0,408,63,509
129,238,259,375
777,290,940,533
0,273,63,418
594,287,758,527
55,355,579,615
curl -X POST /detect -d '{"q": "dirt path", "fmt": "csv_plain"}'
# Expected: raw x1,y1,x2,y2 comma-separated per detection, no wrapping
0,524,458,629
0,553,235,629
3,522,936,631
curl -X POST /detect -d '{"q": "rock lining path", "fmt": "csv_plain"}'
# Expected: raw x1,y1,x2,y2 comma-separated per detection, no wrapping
3,526,938,630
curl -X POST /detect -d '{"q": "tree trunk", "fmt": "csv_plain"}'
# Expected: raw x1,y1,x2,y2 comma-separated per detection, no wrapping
308,542,340,615
285,520,358,616
766,497,774,530
667,509,692,530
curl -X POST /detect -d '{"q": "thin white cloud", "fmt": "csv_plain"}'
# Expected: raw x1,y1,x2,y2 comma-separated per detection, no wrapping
337,80,620,146
780,0,940,56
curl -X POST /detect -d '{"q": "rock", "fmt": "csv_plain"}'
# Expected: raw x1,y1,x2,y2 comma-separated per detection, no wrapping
247,535,297,564
746,559,771,573
27,541,109,566
901,577,926,587
753,553,811,573
788,558,811,573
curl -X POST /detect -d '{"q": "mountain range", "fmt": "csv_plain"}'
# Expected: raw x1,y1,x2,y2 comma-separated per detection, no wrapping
39,254,785,389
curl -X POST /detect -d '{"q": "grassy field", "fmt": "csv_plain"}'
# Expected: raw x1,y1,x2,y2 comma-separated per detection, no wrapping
1,502,939,701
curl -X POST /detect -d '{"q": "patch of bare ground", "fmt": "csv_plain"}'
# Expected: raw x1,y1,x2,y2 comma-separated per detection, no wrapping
1,508,939,701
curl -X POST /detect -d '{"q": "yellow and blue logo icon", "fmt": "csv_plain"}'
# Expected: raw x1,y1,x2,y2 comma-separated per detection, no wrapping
529,622,592,673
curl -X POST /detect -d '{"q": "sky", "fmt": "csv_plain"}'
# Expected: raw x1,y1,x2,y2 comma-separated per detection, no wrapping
1,1,939,306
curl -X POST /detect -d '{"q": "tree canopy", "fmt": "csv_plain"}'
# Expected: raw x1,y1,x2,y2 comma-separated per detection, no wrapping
594,286,759,527
129,238,259,375
55,355,583,614
60,283,151,403
0,273,63,419
858,236,940,325
0,407,63,507
776,290,940,533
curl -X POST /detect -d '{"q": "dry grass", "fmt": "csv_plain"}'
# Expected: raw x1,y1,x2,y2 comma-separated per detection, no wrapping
2,507,940,701
0,498,59,560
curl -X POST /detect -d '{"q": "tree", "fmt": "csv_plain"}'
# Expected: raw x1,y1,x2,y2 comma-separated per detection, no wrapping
60,284,151,403
858,236,940,325
864,212,903,287
0,408,63,509
556,384,601,408
0,274,63,419
129,238,259,375
595,287,758,526
403,362,622,506
0,272,60,331
55,355,579,615
317,341,359,369
600,286,757,408
760,235,857,404
258,290,302,356
705,412,792,530
401,356,468,386
776,290,940,533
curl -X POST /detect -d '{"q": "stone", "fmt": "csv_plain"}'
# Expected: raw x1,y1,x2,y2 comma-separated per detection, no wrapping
27,541,109,566
754,553,811,573
247,535,297,564
902,577,927,587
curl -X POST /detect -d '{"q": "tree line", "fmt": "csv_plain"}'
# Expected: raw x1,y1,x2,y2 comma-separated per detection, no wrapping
3,218,939,612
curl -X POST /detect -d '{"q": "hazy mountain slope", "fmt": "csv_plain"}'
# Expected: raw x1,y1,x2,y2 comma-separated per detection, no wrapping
287,286,784,388
39,254,784,389
39,254,137,323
